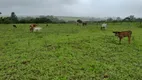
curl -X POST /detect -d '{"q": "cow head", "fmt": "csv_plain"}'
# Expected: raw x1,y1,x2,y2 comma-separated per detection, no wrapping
113,31,120,36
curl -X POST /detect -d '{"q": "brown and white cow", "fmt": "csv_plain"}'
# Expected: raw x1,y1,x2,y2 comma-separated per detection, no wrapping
30,24,37,32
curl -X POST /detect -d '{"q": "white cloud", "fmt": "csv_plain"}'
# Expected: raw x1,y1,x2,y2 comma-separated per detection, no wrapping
0,0,142,18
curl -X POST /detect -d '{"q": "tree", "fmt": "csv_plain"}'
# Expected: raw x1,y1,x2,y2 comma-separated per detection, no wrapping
129,15,135,22
123,17,130,22
116,17,122,24
116,17,121,21
2,17,12,24
107,18,113,22
123,15,136,23
10,12,18,23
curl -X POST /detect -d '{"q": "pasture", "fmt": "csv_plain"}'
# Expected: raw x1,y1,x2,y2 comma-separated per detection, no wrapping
0,23,142,80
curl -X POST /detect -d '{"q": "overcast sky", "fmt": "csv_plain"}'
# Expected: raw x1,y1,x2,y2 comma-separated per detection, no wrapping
0,0,142,18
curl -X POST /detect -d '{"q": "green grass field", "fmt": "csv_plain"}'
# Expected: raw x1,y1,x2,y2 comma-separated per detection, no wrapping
0,23,142,80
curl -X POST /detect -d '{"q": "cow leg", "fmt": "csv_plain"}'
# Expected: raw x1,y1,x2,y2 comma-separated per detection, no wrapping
119,38,122,44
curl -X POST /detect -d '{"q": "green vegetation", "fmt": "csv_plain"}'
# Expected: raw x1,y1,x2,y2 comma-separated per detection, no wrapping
1,12,142,24
0,23,142,80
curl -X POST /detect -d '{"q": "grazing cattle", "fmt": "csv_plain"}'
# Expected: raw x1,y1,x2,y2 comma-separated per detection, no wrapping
30,24,37,32
113,30,132,44
30,24,37,27
33,27,42,32
13,25,17,28
82,22,87,26
76,19,88,26
101,23,107,30
77,19,83,24
76,19,83,26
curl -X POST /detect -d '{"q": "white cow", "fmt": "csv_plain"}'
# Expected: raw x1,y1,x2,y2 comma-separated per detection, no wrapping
33,27,42,32
101,23,107,30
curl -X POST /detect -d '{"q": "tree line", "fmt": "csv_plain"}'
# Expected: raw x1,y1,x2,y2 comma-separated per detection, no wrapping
0,12,142,24
0,12,66,24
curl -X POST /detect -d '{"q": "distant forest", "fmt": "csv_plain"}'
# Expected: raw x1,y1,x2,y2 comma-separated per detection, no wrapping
0,12,142,24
